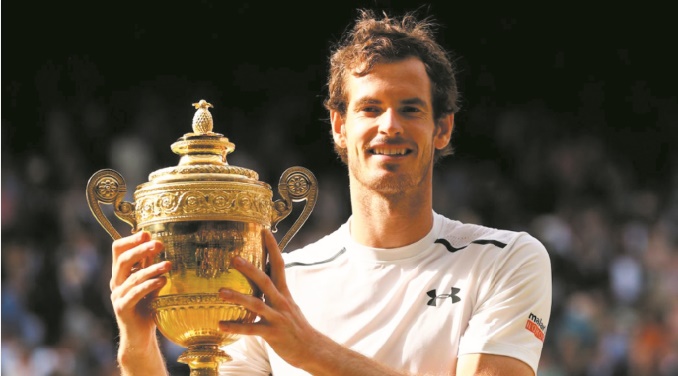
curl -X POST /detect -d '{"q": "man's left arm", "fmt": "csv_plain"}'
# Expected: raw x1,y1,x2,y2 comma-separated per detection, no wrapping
455,232,552,376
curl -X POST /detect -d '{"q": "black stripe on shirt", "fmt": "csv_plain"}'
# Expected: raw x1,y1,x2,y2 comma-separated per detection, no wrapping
284,247,347,269
434,238,507,253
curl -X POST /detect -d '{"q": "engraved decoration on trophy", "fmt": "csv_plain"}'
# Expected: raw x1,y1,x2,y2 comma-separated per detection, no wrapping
86,100,318,375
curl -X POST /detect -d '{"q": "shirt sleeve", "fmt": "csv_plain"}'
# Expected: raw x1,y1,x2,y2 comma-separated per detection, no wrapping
457,232,552,374
218,335,271,375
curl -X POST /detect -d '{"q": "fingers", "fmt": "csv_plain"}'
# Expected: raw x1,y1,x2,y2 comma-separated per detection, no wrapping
112,231,150,261
220,256,289,321
111,233,164,291
112,276,165,318
220,230,290,314
263,230,288,292
111,261,171,317
219,287,274,320
109,231,170,328
232,256,284,305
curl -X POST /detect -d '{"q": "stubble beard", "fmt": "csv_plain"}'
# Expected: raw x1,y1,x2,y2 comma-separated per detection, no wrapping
348,153,433,198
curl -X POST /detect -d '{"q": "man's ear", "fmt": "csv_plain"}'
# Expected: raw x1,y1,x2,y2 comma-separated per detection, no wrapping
330,110,346,148
434,113,454,150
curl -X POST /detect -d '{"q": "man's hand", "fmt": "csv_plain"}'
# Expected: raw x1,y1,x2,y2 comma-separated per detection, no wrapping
111,231,169,333
110,231,170,374
218,229,323,369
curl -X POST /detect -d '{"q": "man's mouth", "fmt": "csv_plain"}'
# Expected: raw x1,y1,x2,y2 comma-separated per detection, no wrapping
369,148,411,156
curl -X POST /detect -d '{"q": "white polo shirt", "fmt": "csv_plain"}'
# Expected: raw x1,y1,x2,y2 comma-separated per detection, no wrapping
220,211,552,375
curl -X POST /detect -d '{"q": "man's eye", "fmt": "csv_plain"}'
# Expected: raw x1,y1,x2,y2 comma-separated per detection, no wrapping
362,107,380,113
402,106,421,113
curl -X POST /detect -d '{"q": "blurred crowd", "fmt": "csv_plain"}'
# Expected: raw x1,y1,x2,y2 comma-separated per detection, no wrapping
3,83,677,376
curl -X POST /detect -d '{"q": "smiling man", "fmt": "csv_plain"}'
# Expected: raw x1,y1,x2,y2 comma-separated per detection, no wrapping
332,56,452,241
338,56,448,197
216,9,552,376
110,9,552,376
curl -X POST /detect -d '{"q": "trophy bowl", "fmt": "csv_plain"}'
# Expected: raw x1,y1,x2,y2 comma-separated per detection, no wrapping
86,100,317,375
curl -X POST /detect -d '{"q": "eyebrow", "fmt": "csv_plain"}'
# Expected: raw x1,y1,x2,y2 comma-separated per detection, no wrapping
401,97,427,107
351,96,428,111
352,97,381,111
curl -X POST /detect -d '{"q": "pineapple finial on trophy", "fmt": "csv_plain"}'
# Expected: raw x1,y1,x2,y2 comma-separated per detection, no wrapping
191,99,214,134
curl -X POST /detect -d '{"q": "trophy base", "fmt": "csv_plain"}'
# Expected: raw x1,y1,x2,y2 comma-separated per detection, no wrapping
178,344,232,376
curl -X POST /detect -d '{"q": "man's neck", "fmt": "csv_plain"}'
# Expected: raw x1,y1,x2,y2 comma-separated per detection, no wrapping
348,184,434,249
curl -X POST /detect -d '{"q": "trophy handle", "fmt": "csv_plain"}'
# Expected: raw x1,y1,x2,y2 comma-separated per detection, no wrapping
86,169,137,240
271,166,318,251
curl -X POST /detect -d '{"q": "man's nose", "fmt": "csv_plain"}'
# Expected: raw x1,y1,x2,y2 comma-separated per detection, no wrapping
377,109,403,136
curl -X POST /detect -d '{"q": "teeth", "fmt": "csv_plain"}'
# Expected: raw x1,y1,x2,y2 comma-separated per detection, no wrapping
372,148,407,155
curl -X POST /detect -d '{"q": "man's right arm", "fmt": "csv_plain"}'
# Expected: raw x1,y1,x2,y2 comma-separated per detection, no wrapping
110,231,171,375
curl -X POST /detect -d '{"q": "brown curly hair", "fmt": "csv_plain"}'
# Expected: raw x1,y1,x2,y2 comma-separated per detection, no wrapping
324,9,460,163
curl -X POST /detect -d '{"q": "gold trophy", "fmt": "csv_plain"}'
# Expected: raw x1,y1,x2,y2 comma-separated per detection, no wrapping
86,100,318,375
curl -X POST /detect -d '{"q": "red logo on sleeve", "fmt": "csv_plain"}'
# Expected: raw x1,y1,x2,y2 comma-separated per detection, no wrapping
525,313,546,342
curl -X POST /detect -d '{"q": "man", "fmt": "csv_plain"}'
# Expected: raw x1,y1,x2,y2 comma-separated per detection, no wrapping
111,9,551,375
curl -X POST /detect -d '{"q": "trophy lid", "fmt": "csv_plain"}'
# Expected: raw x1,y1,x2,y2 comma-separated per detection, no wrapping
86,99,317,243
147,100,260,184
129,100,274,229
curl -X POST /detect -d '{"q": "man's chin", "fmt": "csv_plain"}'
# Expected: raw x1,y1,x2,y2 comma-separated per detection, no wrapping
349,163,418,193
366,175,416,194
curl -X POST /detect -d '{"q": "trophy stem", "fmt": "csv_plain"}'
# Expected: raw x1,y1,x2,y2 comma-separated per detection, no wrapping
178,344,232,376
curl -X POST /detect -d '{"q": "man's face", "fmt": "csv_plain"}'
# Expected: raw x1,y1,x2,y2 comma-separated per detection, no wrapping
331,57,453,195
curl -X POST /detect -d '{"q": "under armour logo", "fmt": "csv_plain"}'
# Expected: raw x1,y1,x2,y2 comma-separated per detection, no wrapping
426,288,461,306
